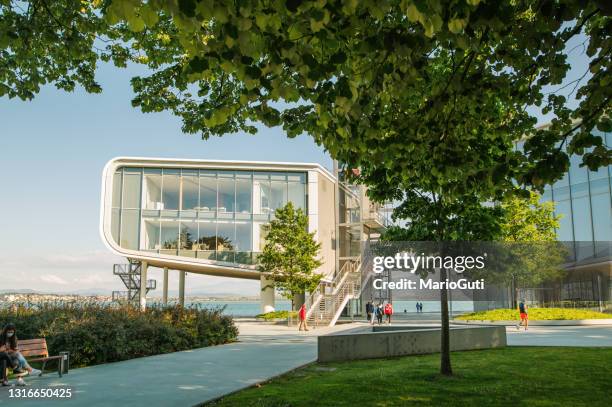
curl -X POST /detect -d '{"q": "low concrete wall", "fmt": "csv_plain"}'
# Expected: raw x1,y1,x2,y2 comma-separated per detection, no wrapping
318,325,506,363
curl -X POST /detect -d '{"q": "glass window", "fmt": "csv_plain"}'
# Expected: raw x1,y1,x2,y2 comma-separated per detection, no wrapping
179,222,198,253
569,154,588,185
288,182,306,210
162,170,180,210
591,188,612,244
252,221,268,252
122,172,142,209
235,222,252,251
197,221,216,251
253,179,271,215
182,175,199,210
571,182,589,199
120,209,140,250
287,172,306,183
112,171,122,208
199,174,217,211
572,196,594,260
160,221,179,250
111,208,120,244
143,172,162,210
217,177,235,213
217,222,235,251
270,180,287,211
143,219,160,250
236,178,252,213
555,200,574,242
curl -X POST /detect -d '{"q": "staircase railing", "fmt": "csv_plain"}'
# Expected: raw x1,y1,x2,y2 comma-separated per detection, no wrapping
306,256,362,327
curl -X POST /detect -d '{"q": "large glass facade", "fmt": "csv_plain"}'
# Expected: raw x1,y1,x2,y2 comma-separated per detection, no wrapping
542,130,612,263
110,167,307,265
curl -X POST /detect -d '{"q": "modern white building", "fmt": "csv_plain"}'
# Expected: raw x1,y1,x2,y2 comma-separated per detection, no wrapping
100,157,388,320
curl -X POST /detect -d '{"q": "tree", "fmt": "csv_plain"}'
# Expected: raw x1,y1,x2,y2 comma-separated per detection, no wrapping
258,202,322,310
5,0,611,377
498,191,567,307
379,184,504,376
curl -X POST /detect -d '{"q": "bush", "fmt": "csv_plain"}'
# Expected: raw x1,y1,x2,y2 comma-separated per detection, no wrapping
0,301,238,368
455,307,611,321
255,310,297,320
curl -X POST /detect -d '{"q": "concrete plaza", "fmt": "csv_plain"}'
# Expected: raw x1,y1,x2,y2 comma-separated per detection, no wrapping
1,321,611,406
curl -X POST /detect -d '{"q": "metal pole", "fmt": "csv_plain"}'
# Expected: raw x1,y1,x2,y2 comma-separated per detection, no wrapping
139,261,148,311
163,267,169,305
179,271,186,307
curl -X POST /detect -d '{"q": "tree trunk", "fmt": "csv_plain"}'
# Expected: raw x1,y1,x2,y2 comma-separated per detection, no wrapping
440,267,453,376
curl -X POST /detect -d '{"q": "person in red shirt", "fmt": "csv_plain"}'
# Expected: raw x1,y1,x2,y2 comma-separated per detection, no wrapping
298,303,309,331
384,302,394,324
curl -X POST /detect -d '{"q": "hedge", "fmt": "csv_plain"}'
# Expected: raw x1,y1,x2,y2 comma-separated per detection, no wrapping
0,301,238,368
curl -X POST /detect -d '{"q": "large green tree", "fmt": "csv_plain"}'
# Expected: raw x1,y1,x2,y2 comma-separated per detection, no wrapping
4,0,611,376
258,202,322,310
498,191,567,307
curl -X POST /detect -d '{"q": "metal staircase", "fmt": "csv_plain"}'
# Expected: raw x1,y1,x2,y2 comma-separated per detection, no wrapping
306,256,372,327
111,263,157,305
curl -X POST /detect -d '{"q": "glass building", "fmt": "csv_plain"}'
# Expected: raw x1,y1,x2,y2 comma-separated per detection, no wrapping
110,166,307,266
539,130,612,305
101,158,387,314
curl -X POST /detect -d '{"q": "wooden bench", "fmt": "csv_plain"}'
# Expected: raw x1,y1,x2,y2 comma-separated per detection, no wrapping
1,338,65,378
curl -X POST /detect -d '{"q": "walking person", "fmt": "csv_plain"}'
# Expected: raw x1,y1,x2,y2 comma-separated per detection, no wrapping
384,302,394,324
375,303,384,324
366,301,373,323
298,303,309,331
416,301,420,313
516,299,529,331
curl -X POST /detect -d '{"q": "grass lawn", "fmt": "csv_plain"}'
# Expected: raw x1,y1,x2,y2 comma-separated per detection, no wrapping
455,308,611,321
206,347,612,407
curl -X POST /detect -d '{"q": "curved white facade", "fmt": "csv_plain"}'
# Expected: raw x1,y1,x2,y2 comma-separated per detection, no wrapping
100,157,337,280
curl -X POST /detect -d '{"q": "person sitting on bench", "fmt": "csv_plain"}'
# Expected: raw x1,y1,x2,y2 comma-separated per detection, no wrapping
0,323,41,381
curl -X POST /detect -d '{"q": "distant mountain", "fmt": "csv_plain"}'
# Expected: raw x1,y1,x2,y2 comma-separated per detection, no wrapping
0,289,39,294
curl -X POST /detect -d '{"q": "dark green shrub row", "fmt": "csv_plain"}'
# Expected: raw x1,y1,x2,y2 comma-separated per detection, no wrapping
0,301,238,368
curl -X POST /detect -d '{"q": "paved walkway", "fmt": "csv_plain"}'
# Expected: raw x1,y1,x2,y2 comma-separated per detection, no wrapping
0,322,348,407
2,321,611,406
506,325,612,347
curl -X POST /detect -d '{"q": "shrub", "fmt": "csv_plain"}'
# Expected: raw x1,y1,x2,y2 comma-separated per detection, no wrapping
255,310,297,320
455,307,611,321
0,301,238,368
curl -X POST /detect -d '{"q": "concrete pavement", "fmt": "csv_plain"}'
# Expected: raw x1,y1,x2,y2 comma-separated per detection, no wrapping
0,322,348,407
1,320,610,406
506,325,612,347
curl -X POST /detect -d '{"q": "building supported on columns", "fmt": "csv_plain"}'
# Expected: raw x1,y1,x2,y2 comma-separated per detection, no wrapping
100,157,387,314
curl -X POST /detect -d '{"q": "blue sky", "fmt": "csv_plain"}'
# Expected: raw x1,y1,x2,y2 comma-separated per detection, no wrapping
0,34,590,295
0,62,331,295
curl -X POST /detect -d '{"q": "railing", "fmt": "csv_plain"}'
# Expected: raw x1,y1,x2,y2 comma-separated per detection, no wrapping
306,256,362,327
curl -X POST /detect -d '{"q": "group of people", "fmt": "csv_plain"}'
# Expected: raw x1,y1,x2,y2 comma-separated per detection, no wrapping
415,302,424,313
365,301,394,325
0,323,41,386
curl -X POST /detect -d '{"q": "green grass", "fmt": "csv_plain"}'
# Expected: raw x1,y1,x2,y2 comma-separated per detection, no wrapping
255,310,297,320
205,347,612,407
455,308,611,321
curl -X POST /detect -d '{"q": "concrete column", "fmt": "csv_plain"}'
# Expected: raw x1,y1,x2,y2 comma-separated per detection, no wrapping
178,271,185,307
139,261,148,311
162,267,169,305
260,275,275,313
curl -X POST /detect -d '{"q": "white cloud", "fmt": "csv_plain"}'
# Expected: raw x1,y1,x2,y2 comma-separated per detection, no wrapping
0,250,259,296
39,274,70,285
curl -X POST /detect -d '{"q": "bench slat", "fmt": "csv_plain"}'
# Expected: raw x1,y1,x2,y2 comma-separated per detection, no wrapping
15,338,50,358
18,343,48,350
20,350,49,358
17,339,46,345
